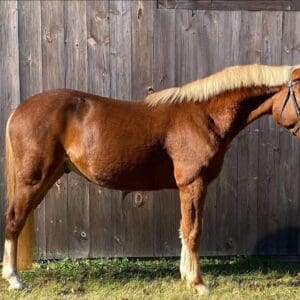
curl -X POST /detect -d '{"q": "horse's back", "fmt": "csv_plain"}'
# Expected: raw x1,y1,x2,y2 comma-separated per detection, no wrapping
10,88,155,140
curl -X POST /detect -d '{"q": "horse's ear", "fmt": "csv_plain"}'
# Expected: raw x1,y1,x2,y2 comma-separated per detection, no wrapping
291,68,300,81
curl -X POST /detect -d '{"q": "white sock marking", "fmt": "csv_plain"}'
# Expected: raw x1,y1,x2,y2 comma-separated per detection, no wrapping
2,239,24,290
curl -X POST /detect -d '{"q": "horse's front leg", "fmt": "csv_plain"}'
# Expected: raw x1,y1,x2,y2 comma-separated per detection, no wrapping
179,177,209,296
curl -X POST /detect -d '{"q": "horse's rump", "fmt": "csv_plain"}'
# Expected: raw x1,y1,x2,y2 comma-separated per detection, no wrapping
9,89,176,190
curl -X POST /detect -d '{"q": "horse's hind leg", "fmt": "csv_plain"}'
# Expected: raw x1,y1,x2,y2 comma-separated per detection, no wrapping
2,155,64,289
2,185,39,289
179,178,209,296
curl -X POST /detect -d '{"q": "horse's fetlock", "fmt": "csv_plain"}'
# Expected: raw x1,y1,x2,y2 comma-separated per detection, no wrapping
5,228,17,240
190,240,199,252
184,236,196,252
2,265,15,280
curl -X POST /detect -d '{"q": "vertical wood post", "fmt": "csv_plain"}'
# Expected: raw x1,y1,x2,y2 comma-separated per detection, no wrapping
0,0,20,257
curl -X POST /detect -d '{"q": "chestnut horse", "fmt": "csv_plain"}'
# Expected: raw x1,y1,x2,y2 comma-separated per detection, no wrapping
3,64,300,294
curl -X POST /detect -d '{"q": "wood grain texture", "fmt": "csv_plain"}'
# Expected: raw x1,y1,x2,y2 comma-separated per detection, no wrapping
291,0,300,10
236,11,262,255
40,0,68,260
87,0,114,257
109,0,132,101
64,0,89,258
257,12,283,255
214,12,240,256
123,0,155,256
197,11,219,256
0,0,20,258
152,8,180,257
159,0,299,11
1,1,300,259
109,0,132,257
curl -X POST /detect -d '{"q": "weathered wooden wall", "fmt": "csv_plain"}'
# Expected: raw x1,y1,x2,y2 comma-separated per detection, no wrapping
0,0,300,259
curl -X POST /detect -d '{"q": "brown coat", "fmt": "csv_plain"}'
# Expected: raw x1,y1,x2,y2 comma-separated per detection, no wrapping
3,65,300,294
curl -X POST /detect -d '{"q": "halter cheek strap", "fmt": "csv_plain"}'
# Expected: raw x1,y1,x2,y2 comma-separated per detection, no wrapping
280,79,300,135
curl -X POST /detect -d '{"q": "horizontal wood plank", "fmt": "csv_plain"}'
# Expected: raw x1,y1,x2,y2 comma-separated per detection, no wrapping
159,0,299,10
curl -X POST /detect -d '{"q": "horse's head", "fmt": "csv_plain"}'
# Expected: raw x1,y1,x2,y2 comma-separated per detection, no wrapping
272,67,300,138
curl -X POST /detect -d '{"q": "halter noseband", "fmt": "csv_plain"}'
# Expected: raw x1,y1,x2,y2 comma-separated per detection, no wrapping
280,79,300,135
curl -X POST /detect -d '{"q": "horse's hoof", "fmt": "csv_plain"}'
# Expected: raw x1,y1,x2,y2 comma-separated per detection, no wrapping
195,284,210,296
187,281,210,296
8,275,25,290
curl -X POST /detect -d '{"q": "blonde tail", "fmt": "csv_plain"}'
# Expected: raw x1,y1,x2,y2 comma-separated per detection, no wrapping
5,110,35,270
5,110,16,203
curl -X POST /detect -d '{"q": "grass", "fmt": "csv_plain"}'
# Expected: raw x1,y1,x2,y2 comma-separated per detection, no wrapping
0,257,299,299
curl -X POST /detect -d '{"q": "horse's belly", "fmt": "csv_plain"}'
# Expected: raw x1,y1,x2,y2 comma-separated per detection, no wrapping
91,160,176,191
67,148,176,191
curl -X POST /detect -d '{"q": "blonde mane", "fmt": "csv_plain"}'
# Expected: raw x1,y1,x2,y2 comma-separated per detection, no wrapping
146,64,298,106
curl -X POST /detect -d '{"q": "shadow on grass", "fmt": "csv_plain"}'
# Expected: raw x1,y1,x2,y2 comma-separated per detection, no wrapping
201,256,300,276
18,256,300,285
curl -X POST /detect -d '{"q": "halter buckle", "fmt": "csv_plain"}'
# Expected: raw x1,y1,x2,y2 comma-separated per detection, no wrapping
292,120,300,135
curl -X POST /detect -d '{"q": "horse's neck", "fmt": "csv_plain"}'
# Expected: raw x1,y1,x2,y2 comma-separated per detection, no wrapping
205,86,281,140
